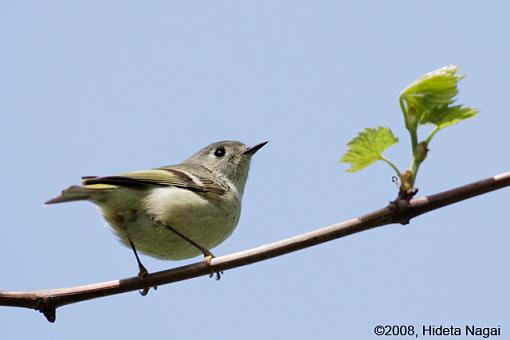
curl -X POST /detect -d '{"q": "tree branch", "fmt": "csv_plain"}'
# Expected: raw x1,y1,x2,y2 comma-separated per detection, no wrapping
1,171,509,322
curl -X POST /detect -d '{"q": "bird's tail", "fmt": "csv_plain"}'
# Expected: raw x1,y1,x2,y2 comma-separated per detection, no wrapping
45,186,94,204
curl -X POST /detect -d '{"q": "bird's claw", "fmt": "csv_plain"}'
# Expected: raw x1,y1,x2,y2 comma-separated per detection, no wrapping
137,265,157,296
209,271,223,281
204,254,223,281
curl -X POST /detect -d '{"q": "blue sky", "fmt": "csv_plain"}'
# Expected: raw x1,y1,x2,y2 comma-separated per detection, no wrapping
1,1,509,338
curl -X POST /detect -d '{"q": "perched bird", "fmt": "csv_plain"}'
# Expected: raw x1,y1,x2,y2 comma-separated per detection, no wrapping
46,140,267,292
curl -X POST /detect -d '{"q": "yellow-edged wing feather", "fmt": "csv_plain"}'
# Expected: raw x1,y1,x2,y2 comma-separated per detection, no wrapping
46,165,226,204
82,166,226,195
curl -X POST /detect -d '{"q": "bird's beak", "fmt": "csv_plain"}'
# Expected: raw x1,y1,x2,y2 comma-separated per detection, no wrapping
243,141,268,156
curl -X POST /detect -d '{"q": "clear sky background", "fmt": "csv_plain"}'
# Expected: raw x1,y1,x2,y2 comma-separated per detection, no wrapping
1,1,509,339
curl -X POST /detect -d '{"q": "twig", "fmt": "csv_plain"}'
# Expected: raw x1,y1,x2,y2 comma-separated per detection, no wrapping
1,171,509,322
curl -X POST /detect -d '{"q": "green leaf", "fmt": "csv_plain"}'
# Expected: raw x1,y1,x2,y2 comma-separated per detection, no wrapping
401,65,461,111
399,65,466,130
341,127,399,172
421,104,479,129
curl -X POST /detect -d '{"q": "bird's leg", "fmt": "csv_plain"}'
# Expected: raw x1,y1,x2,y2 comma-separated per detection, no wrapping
118,215,157,295
160,222,223,280
128,240,148,279
127,239,158,296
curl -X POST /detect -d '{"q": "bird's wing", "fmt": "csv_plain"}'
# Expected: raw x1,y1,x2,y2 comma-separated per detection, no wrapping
81,167,226,195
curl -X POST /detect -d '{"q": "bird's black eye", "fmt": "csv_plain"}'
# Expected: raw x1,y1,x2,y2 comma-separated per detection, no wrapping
214,147,226,157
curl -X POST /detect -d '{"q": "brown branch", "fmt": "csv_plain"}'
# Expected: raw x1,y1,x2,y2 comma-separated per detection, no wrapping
1,171,509,322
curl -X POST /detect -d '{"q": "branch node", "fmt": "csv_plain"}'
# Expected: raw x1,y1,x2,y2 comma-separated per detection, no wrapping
36,297,57,323
397,187,419,202
389,197,413,225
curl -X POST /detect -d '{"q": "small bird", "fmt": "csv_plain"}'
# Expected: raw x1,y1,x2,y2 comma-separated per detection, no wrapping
46,140,266,293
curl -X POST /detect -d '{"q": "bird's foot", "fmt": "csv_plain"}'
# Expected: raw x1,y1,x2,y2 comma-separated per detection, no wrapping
137,265,157,296
203,252,223,281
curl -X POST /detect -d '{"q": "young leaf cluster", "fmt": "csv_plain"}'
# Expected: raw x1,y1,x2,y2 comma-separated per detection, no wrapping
341,65,478,199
